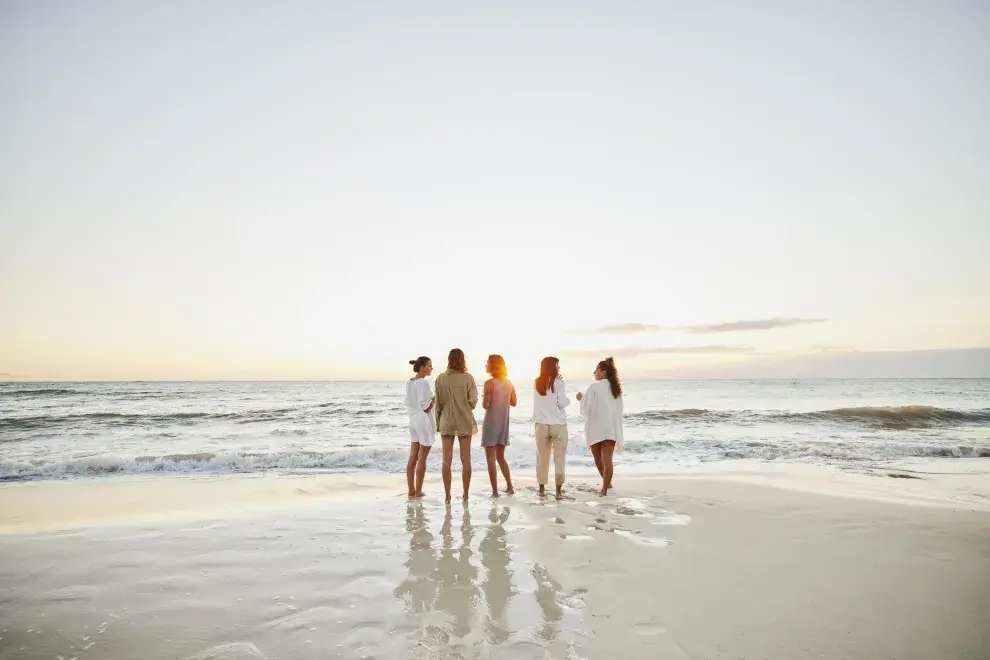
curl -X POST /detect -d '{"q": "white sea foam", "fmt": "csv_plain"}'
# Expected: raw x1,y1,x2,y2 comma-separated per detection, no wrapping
2,380,989,481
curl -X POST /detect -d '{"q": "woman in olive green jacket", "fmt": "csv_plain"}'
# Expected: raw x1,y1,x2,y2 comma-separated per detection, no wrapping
434,348,479,502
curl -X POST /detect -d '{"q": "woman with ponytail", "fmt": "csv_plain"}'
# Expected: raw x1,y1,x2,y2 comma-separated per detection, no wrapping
575,357,624,496
404,356,435,498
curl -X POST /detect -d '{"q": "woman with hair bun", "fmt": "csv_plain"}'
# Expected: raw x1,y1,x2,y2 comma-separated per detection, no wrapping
404,356,435,498
575,356,624,496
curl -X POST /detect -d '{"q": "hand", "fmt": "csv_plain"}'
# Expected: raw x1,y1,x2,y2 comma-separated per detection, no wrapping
575,392,583,401
556,374,563,381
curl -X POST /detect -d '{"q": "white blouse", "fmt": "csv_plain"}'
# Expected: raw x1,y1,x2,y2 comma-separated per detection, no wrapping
533,378,570,425
579,379,624,449
405,378,433,417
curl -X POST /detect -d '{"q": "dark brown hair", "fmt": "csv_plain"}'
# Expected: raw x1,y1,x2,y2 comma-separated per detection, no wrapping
597,357,622,398
409,356,431,373
487,354,507,379
535,356,559,395
447,348,467,373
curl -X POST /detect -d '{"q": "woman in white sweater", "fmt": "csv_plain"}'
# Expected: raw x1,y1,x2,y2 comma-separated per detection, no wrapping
533,356,570,500
576,357,624,496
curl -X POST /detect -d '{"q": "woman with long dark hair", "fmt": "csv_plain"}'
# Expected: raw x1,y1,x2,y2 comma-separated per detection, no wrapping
532,356,570,500
575,357,624,496
434,348,479,502
481,354,516,497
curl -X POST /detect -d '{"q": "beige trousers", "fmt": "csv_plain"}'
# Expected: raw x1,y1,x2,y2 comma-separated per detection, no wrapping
535,423,568,487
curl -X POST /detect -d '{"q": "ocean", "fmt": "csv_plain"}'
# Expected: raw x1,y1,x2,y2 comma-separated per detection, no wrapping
1,379,988,482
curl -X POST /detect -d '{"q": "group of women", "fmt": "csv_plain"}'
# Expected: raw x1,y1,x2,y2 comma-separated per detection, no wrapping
404,348,624,502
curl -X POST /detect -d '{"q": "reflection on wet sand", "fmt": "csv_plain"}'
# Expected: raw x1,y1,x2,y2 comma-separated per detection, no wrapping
394,500,582,657
532,562,566,642
480,505,513,644
394,503,437,613
434,504,480,639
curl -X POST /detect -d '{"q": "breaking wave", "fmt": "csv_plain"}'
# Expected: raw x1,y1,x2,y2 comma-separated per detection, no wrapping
626,406,990,429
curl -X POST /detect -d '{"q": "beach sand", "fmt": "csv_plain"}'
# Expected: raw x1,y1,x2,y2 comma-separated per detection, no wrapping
1,467,988,659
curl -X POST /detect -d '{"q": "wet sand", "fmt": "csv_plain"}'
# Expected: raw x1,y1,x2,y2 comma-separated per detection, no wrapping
1,470,988,659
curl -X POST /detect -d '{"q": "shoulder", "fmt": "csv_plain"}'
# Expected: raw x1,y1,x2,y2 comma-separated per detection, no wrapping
484,378,494,388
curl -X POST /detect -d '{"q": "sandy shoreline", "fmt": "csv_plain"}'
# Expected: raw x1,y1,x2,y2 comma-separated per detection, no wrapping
1,466,989,659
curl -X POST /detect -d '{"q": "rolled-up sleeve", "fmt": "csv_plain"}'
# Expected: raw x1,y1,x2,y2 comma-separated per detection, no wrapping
556,380,570,409
468,375,478,409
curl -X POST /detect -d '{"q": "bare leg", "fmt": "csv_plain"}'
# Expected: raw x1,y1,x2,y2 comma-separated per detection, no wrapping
459,435,472,501
414,445,432,496
496,445,513,494
406,443,420,497
600,440,615,495
590,442,604,479
485,446,498,497
441,435,455,502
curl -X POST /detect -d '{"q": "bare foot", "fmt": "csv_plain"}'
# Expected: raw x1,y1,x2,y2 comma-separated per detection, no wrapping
413,491,425,499
505,486,515,495
445,493,452,503
491,491,499,499
599,487,608,496
555,491,563,501
538,486,546,497
407,492,416,498
462,493,469,502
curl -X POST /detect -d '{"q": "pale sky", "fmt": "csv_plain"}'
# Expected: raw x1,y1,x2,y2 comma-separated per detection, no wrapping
1,1,988,380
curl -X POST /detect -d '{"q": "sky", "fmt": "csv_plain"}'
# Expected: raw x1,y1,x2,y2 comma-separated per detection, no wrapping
1,1,988,380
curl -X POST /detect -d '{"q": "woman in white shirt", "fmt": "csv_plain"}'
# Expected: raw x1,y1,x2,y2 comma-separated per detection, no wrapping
533,356,570,500
576,357,624,496
404,356,435,498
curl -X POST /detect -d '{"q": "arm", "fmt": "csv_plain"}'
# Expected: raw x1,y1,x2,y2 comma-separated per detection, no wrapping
468,375,478,410
579,384,593,418
434,377,444,425
556,379,570,409
417,379,433,413
482,379,493,410
509,383,517,407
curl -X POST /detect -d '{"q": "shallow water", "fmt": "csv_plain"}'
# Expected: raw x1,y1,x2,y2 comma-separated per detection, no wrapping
1,379,988,481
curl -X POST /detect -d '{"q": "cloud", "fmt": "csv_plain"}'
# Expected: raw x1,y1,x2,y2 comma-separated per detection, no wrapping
568,323,664,335
569,317,826,335
563,345,755,359
636,347,990,379
683,317,827,333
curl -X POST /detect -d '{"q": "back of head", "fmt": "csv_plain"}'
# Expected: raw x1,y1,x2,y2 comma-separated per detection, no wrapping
409,356,430,373
535,356,559,395
487,354,507,379
447,348,467,373
597,356,623,398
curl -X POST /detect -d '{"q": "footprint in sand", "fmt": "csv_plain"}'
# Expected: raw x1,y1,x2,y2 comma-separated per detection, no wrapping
630,622,668,636
614,529,673,547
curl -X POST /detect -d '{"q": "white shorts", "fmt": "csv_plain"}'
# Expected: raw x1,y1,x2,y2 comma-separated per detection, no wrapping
409,414,435,447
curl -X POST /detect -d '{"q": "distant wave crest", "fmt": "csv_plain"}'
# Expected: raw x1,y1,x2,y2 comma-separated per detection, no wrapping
627,406,990,429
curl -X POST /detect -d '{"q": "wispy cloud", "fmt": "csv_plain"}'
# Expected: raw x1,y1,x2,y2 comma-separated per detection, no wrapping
568,323,663,335
809,344,856,353
563,345,755,359
569,317,827,335
683,317,827,333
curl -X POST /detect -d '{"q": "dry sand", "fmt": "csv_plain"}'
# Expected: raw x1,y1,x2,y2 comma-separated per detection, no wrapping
1,467,988,659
